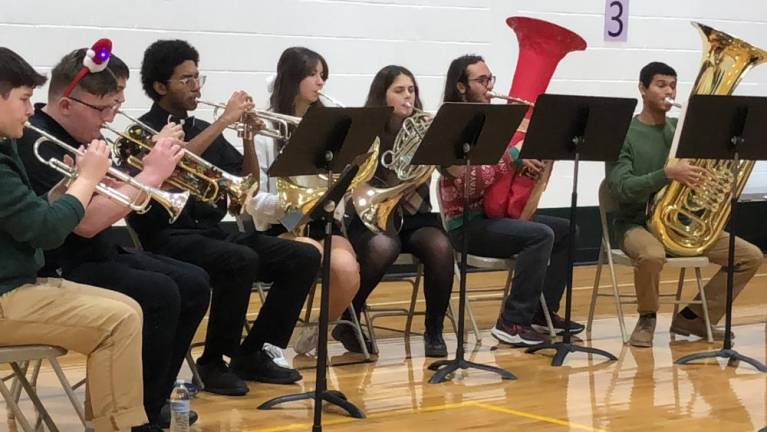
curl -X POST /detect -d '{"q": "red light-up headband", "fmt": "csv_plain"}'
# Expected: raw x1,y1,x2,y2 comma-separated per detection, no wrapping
62,38,113,98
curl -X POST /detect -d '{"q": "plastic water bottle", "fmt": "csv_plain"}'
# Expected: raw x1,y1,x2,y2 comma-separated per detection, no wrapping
169,379,190,432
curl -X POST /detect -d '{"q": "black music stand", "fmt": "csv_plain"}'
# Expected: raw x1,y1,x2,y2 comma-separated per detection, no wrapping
258,106,392,431
671,95,767,372
523,94,635,366
410,102,528,384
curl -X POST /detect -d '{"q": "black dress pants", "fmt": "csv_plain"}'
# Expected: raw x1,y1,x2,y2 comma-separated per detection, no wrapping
65,249,211,423
156,228,321,357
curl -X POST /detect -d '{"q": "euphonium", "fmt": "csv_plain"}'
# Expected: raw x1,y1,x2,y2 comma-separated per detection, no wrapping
26,122,189,223
351,107,435,233
483,17,586,220
108,111,258,215
648,22,767,256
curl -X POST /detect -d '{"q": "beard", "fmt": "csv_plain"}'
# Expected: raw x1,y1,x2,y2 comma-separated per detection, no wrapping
464,88,487,103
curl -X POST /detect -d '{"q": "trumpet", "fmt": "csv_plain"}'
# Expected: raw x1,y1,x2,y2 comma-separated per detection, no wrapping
196,100,301,141
107,111,259,215
25,122,189,223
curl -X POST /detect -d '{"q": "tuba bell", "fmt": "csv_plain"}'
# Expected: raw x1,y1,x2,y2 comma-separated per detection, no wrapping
647,22,767,256
483,16,586,220
350,107,435,233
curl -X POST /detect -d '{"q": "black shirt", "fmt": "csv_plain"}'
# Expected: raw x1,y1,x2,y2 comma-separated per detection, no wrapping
17,104,117,275
127,103,244,250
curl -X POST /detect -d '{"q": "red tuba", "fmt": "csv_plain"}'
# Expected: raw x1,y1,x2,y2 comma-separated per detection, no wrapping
483,17,586,220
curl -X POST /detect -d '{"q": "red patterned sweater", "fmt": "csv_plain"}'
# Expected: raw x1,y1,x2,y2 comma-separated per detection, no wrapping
438,144,521,231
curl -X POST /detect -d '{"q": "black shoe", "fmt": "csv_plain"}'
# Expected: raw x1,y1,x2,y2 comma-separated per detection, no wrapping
157,403,199,429
531,313,586,336
196,359,249,396
131,423,163,432
331,324,373,354
231,343,302,384
424,332,448,357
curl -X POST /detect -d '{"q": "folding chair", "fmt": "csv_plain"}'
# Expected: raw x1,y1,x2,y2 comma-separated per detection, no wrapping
361,253,458,354
587,179,713,343
432,194,556,342
1,345,85,432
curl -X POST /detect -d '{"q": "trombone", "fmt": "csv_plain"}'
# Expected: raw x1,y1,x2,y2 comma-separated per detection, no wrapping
25,122,189,223
195,100,300,141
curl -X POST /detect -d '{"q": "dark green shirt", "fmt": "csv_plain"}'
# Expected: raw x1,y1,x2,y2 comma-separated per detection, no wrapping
0,138,84,294
605,116,677,244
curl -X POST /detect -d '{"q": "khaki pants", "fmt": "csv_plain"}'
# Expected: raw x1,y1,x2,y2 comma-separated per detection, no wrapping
0,278,146,431
621,227,763,321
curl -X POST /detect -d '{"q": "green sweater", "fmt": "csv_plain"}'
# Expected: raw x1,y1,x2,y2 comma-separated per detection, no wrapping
0,138,84,295
605,116,677,244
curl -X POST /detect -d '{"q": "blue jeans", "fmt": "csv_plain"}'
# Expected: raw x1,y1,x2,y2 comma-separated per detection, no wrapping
448,215,575,325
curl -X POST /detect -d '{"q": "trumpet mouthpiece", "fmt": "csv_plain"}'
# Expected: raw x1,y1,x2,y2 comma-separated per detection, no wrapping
665,97,682,108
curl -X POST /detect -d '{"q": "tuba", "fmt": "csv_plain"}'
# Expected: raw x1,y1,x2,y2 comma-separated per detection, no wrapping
483,17,586,220
648,22,767,256
108,111,259,215
351,108,435,233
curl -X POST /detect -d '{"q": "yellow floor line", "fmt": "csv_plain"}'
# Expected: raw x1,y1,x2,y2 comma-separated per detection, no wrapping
247,400,607,432
247,401,479,431
473,402,607,432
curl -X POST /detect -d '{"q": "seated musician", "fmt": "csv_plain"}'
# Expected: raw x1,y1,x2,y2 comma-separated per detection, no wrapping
438,54,584,347
17,47,210,429
342,65,455,357
0,46,147,432
246,46,360,356
129,39,321,395
605,61,763,348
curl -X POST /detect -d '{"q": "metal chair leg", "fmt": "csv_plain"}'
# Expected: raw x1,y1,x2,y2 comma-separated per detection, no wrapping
695,267,714,343
587,247,605,332
539,293,556,338
673,268,686,317
49,358,85,425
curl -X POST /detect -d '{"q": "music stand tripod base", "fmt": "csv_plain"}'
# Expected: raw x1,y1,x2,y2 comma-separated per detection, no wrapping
258,389,366,419
675,348,767,372
428,358,516,383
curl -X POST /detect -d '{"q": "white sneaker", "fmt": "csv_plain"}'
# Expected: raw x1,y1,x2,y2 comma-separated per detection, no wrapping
262,342,291,368
294,326,319,355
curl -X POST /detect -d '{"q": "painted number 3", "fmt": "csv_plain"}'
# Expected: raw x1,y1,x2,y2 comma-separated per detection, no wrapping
607,1,624,37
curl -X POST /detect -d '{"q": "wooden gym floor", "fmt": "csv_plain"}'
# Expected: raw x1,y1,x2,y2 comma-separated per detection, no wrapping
2,261,766,431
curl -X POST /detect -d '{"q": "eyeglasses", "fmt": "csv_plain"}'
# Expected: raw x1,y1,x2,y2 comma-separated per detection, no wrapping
168,75,207,89
467,75,496,88
67,96,119,117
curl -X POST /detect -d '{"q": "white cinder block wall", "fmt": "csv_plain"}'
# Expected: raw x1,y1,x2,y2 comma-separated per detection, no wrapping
3,0,766,207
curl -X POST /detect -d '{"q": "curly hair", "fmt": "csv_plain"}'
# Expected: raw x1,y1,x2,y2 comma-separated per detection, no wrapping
141,39,199,101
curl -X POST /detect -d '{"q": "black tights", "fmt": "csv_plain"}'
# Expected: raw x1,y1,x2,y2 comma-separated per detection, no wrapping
346,213,454,331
